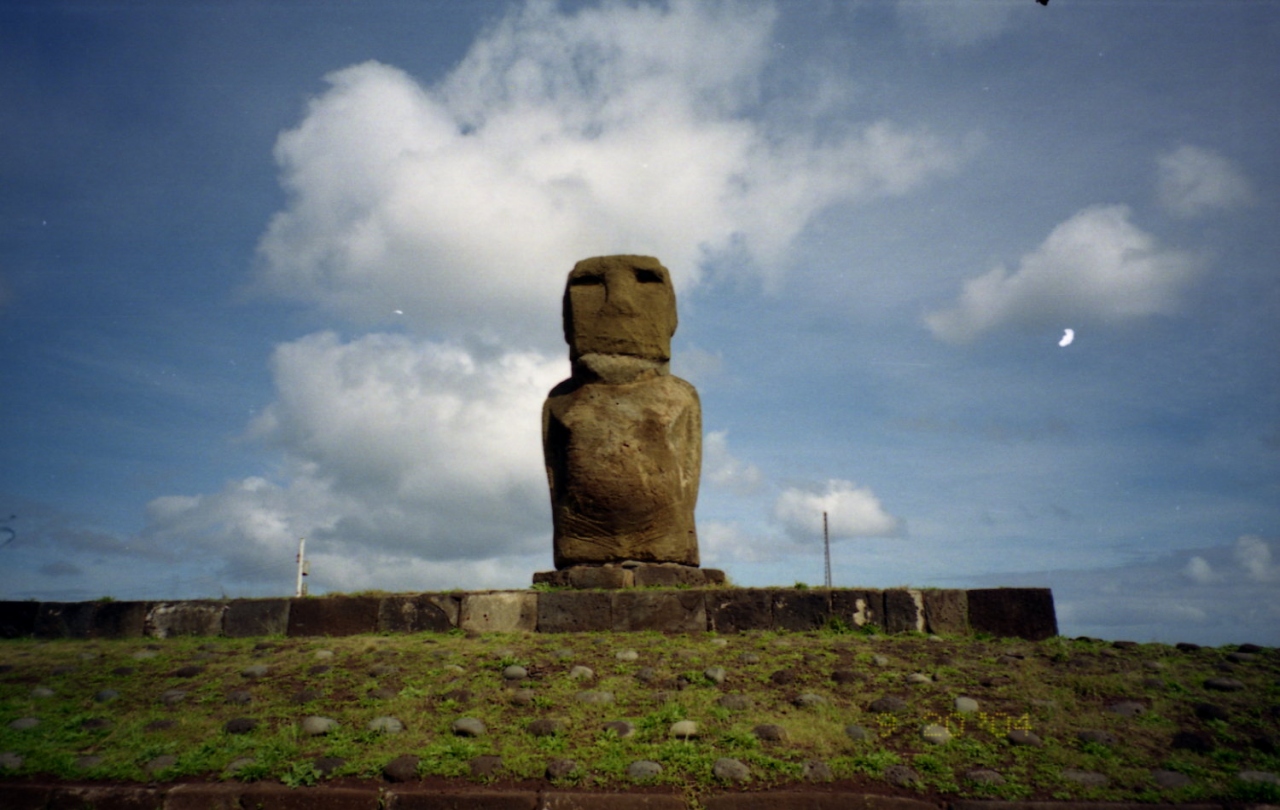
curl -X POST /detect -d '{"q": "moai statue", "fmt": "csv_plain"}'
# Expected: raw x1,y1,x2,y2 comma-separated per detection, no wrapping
542,255,702,571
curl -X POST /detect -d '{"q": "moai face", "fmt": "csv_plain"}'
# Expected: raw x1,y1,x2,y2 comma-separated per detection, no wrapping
563,255,677,362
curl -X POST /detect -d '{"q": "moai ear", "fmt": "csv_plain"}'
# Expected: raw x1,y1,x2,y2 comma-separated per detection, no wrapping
563,255,676,361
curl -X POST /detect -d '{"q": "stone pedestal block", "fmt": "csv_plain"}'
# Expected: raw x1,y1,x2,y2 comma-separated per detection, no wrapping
91,601,148,638
537,590,613,632
34,602,98,638
706,589,773,633
830,589,883,630
459,592,537,633
378,594,457,633
532,562,726,589
966,588,1058,641
611,590,705,632
0,601,39,638
287,596,379,637
225,599,290,638
772,590,832,631
883,589,925,634
146,601,226,638
922,589,968,635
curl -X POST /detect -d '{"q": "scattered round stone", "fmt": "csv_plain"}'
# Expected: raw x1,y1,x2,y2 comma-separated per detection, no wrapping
291,689,322,704
670,719,699,739
1152,769,1192,789
9,717,38,730
502,665,528,681
173,664,204,678
831,670,860,684
967,769,1005,786
752,723,787,741
871,655,890,667
1227,652,1256,664
738,652,761,664
553,649,574,660
224,717,257,734
452,717,486,737
576,690,614,705
569,665,595,680
955,696,979,713
713,757,751,783
494,648,517,659
308,665,331,675
546,758,578,780
225,757,255,776
616,649,639,662
884,765,921,787
1194,702,1229,721
868,696,908,714
1106,700,1146,716
510,688,535,706
710,638,729,647
1077,729,1117,746
1237,770,1280,785
370,664,398,678
313,756,345,777
717,694,753,711
74,756,104,770
241,664,269,679
369,687,400,700
226,690,253,705
368,716,404,734
30,686,54,698
803,760,834,782
793,692,828,708
922,724,953,745
160,689,187,705
133,650,158,660
313,649,335,660
0,752,23,770
1205,677,1245,692
85,692,117,707
146,755,178,775
1062,769,1109,787
301,716,338,736
444,664,465,675
628,760,662,780
603,720,635,738
1238,642,1264,653
145,719,176,731
845,724,872,742
769,668,796,685
1172,730,1214,753
529,718,565,737
441,687,471,704
1175,642,1201,652
469,755,502,778
1007,729,1044,747
81,718,110,730
383,754,419,782
704,666,727,684
906,672,932,684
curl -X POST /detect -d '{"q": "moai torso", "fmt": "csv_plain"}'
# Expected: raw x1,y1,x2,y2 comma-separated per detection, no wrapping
542,256,701,568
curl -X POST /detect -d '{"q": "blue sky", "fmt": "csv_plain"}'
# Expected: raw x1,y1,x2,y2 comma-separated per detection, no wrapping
1,0,1276,645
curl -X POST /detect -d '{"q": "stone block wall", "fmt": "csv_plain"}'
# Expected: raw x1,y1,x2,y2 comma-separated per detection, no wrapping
0,587,1057,641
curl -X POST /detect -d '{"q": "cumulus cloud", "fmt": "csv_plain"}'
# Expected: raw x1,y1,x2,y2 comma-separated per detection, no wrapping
255,0,967,342
896,0,1023,47
774,479,902,540
1183,555,1216,584
925,205,1201,343
704,430,762,494
1234,534,1276,582
1156,145,1254,218
142,331,567,591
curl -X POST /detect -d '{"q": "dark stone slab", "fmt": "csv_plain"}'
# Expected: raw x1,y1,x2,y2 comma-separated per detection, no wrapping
34,601,99,638
567,566,632,589
225,599,290,637
772,590,831,631
532,570,571,587
165,784,243,810
287,596,380,637
966,588,1058,641
378,594,454,633
47,786,166,810
147,601,226,637
92,601,149,638
632,563,724,588
706,589,772,633
883,589,924,634
922,589,968,635
952,804,1221,810
703,794,937,810
612,590,705,632
385,790,539,810
830,590,883,630
0,784,53,810
238,784,381,809
542,794,686,810
538,590,612,632
0,601,39,638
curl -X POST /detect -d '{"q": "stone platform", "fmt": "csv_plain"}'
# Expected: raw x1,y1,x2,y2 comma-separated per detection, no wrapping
0,586,1056,641
531,562,727,589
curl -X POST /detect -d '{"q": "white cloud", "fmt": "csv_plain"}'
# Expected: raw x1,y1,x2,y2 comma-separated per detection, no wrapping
1234,534,1275,582
704,430,762,494
1183,555,1216,584
142,331,567,591
925,205,1201,343
255,0,967,342
1156,145,1254,218
896,0,1023,47
774,479,902,540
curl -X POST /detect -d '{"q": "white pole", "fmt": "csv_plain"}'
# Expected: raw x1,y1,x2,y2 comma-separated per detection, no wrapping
823,511,832,589
296,537,307,597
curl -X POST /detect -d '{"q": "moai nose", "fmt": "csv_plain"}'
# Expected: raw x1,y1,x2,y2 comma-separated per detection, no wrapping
602,268,640,315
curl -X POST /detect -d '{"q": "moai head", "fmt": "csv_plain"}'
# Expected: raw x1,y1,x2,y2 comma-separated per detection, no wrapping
562,255,677,362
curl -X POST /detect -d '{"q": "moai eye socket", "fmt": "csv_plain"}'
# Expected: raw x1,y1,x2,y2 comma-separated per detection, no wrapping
570,274,605,286
634,268,664,284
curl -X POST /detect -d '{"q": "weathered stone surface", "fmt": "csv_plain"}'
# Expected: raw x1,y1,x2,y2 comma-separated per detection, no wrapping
542,793,684,810
378,594,455,634
46,786,166,810
966,588,1058,641
923,589,968,635
223,599,290,638
631,562,724,588
883,589,925,634
287,596,379,637
237,784,380,810
544,255,701,568
0,601,39,639
459,592,537,633
612,590,705,632
706,589,772,633
567,565,632,589
773,590,831,631
830,589,883,630
539,590,613,632
147,601,226,638
704,797,936,810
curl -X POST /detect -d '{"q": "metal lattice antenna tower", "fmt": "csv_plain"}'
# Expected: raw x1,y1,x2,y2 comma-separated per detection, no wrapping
823,511,832,588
